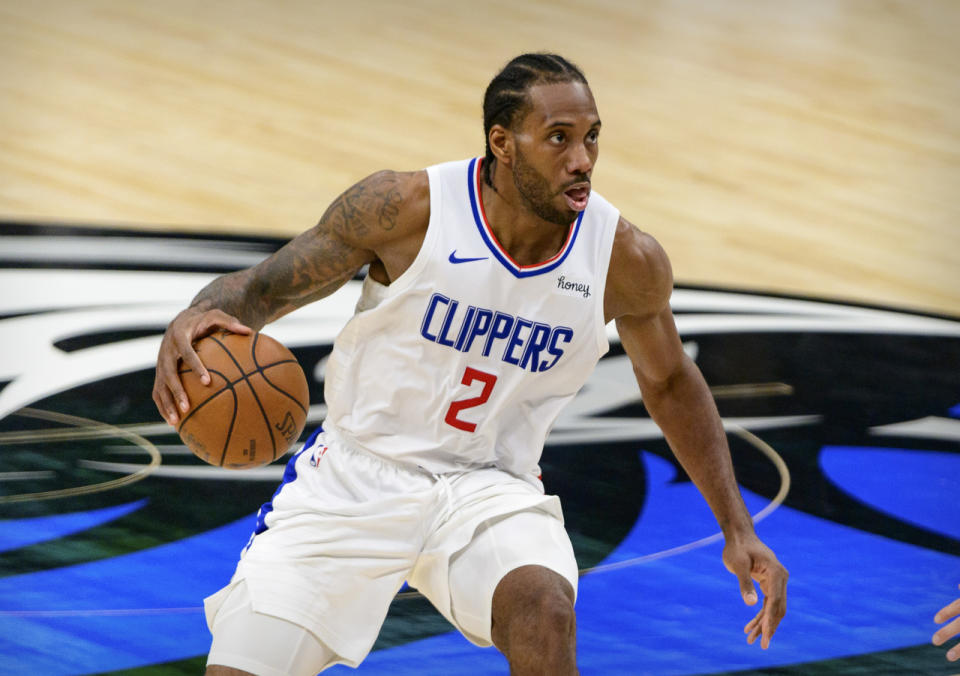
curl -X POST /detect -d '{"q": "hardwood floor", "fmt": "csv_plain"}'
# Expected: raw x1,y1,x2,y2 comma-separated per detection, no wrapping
1,0,957,315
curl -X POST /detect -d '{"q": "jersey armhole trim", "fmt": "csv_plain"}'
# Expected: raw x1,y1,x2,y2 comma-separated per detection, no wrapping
378,167,443,297
594,207,620,357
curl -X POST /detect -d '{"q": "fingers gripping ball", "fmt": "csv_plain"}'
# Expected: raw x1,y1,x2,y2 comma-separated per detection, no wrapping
177,331,309,469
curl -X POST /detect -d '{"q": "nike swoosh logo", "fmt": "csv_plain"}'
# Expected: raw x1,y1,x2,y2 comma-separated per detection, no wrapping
448,251,489,264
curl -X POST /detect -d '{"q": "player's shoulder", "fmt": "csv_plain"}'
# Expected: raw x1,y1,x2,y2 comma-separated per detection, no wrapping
605,216,673,320
612,216,669,269
358,168,429,209
346,168,430,239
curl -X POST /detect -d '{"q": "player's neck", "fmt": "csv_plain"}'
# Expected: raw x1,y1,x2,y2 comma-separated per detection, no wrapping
481,174,569,267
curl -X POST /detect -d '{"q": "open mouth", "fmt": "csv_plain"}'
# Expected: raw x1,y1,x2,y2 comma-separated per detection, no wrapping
563,186,590,212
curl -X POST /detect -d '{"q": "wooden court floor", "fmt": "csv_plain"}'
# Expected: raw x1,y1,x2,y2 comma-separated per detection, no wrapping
1,1,959,675
1,0,958,316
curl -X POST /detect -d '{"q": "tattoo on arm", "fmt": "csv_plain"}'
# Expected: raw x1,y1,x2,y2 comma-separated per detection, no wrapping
189,171,407,328
329,170,404,234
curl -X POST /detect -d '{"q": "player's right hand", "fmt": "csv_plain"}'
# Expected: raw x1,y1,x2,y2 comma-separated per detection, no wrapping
153,308,252,426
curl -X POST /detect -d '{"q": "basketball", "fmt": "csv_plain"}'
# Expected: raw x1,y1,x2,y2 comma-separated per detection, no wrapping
176,330,309,469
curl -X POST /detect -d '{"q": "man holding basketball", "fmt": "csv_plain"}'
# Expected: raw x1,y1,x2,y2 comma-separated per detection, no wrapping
154,53,788,675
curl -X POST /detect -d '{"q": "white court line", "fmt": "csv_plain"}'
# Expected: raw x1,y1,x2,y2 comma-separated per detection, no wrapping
0,471,56,481
0,607,202,617
578,423,790,576
0,422,789,614
0,408,161,504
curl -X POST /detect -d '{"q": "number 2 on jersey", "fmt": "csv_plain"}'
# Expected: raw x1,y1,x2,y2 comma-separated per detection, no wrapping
444,367,497,433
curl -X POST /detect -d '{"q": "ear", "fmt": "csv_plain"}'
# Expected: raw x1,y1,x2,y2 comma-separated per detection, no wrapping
488,124,514,168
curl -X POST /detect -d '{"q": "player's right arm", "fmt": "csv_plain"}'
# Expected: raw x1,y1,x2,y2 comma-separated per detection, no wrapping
153,169,429,425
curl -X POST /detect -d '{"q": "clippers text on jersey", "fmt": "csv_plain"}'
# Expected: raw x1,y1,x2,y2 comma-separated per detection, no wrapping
420,292,573,372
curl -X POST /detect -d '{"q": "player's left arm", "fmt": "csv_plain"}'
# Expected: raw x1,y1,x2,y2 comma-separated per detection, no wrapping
606,216,788,649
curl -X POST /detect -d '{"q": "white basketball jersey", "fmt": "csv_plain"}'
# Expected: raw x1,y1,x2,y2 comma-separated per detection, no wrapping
323,157,620,478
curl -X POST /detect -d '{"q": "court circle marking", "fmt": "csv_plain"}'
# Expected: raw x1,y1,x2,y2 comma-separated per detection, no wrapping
580,423,791,576
0,408,161,504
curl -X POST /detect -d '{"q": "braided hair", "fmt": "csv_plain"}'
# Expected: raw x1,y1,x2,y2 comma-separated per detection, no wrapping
482,53,588,187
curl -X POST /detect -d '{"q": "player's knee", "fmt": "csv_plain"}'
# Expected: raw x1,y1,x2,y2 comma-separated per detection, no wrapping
205,666,256,675
492,566,576,649
534,590,576,640
493,591,576,671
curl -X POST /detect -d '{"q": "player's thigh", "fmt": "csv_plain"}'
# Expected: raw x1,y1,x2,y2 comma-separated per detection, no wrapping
446,508,579,643
207,579,341,676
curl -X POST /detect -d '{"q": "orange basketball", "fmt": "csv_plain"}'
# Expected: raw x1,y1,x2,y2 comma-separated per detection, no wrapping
177,330,309,469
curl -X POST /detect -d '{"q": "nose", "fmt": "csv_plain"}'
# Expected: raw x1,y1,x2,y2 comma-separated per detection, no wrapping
566,141,594,176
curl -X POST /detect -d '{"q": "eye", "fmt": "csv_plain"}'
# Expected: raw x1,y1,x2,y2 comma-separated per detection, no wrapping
549,131,566,144
586,129,600,144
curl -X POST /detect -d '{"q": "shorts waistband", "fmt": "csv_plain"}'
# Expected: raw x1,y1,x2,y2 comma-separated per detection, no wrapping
315,422,434,478
313,422,506,481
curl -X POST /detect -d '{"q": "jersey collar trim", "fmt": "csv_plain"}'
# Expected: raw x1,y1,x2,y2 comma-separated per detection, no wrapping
467,157,583,279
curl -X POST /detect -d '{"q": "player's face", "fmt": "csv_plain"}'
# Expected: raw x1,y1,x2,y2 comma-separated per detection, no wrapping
511,81,600,226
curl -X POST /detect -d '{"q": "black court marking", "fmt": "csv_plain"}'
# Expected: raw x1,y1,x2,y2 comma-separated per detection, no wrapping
0,221,288,273
53,328,166,353
2,224,958,674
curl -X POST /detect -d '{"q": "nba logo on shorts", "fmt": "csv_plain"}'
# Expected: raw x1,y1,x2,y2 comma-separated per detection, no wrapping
309,444,329,467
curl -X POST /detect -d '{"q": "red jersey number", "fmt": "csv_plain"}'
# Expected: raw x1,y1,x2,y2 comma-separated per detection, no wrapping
444,367,497,433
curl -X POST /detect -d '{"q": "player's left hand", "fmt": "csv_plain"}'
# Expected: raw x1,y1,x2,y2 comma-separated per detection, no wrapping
722,533,788,649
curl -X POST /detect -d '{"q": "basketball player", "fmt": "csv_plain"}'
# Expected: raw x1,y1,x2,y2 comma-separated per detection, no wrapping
934,585,960,662
154,53,788,675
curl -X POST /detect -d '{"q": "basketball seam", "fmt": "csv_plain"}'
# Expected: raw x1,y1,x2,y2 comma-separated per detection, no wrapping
250,335,307,460
176,368,233,427
176,367,237,466
210,332,278,462
180,332,307,468
259,361,308,415
247,333,280,461
217,386,239,467
258,366,306,462
178,364,300,466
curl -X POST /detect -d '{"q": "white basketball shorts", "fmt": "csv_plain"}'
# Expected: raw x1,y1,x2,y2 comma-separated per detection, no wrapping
203,426,579,669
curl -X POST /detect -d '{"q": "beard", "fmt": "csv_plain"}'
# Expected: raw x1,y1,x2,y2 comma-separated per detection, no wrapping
511,149,575,227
